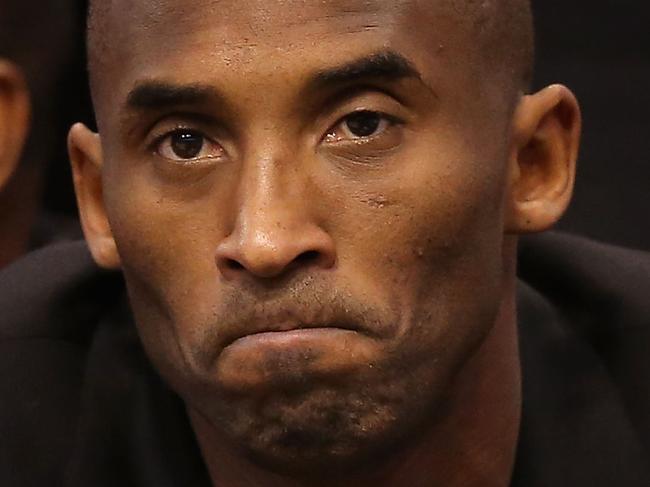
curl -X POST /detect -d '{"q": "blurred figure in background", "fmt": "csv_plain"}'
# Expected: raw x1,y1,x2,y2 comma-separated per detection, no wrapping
0,0,88,269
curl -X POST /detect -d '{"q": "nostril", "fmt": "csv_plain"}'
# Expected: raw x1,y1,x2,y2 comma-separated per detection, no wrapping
224,259,245,271
216,236,336,279
294,250,321,266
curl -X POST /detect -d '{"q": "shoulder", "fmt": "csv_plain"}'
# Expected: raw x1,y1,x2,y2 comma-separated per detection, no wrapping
0,240,122,339
518,231,649,334
0,242,124,484
517,232,650,465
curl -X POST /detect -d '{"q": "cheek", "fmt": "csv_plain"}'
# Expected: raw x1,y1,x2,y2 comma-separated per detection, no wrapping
326,148,509,357
102,164,233,370
103,151,236,292
330,150,508,288
107,190,217,298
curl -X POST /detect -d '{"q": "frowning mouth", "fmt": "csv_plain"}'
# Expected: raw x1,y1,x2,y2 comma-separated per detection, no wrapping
222,322,364,350
225,326,363,349
212,321,381,391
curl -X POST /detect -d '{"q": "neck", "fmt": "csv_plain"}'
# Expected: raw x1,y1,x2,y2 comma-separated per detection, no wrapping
191,247,522,487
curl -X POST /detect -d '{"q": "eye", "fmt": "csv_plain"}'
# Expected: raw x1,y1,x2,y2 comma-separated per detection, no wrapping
155,129,224,162
325,110,394,143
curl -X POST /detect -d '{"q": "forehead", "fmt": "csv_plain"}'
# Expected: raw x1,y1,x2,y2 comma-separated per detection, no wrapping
113,0,402,37
125,0,407,64
94,0,483,120
129,0,393,30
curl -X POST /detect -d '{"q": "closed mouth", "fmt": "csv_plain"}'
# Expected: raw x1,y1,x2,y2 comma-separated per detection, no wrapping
222,321,363,349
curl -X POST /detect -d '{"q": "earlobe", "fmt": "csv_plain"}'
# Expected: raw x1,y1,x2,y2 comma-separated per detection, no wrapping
505,84,581,234
0,61,30,191
68,123,121,269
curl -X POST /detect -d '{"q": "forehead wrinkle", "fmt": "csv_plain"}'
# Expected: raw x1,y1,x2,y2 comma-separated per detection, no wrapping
176,1,391,37
115,0,390,30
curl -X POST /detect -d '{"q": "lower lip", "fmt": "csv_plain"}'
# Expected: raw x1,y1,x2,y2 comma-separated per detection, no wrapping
225,327,358,350
215,328,375,390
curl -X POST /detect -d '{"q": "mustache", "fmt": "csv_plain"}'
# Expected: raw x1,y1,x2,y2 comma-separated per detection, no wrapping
189,278,397,364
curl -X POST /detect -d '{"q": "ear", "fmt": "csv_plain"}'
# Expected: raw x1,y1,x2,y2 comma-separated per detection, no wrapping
68,123,121,269
0,60,30,191
505,84,581,234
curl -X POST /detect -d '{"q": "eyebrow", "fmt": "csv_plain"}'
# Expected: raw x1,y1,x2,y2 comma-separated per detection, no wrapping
123,50,423,113
125,82,222,111
309,50,422,89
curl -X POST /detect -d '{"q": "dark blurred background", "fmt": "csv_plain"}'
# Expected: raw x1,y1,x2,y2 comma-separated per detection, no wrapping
40,0,92,224
532,0,649,250
43,0,649,250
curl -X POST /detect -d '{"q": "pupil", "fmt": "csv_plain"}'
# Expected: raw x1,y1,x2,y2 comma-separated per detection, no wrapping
171,131,204,159
346,111,381,137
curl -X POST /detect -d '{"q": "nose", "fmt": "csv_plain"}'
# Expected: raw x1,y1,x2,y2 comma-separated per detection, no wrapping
215,167,336,280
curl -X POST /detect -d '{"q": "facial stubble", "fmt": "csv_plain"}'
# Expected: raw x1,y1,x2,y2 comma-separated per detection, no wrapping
170,279,495,477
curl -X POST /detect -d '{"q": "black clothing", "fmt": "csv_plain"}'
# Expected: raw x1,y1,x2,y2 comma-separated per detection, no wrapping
0,233,648,486
29,211,82,250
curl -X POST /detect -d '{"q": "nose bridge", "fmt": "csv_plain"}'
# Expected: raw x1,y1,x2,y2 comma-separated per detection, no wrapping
234,110,310,239
215,147,336,279
238,149,296,235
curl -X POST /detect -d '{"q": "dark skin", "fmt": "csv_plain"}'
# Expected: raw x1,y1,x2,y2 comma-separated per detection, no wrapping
70,1,581,485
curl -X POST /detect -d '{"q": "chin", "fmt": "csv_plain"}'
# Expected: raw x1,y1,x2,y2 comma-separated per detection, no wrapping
198,366,443,478
233,389,403,476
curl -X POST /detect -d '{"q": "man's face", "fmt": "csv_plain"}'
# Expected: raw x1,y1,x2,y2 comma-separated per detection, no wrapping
93,0,517,472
